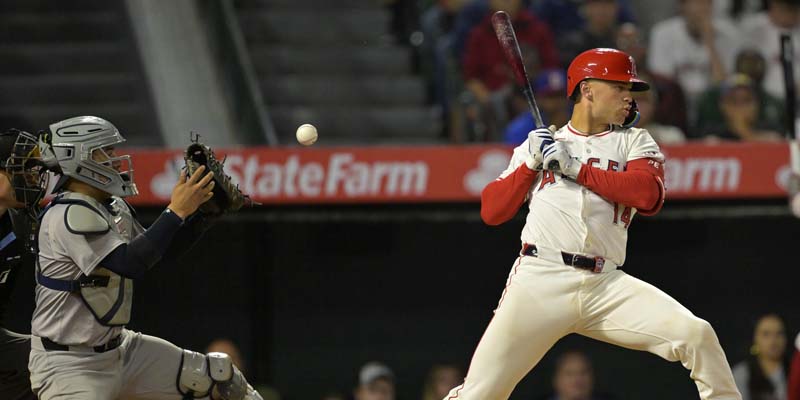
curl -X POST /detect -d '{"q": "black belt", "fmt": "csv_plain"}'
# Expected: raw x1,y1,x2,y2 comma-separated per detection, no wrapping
41,335,122,353
521,243,606,273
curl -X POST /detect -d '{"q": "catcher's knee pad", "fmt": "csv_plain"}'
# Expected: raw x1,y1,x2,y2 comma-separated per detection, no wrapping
177,350,263,400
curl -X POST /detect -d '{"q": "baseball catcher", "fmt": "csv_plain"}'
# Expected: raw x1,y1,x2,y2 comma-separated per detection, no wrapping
30,116,262,400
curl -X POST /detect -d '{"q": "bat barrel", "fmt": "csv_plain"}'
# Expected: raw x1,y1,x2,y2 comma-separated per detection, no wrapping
491,11,545,128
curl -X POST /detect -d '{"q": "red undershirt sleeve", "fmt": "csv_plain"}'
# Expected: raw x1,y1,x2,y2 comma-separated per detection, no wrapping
789,349,800,400
576,158,666,216
480,164,539,225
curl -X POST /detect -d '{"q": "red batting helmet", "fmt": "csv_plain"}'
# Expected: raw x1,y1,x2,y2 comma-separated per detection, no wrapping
566,48,649,98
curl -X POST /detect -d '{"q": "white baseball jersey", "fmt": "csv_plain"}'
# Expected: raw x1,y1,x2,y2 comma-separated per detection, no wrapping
499,122,664,267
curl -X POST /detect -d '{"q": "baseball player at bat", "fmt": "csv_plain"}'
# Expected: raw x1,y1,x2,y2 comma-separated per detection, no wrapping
0,129,50,400
28,116,262,400
444,49,741,400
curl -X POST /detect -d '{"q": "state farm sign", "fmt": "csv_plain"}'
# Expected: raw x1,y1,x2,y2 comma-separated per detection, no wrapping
124,142,793,206
225,153,428,197
129,145,506,205
665,157,741,193
662,142,789,199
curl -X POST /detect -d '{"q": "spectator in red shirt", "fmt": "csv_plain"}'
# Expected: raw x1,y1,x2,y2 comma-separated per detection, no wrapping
463,0,558,96
459,0,558,141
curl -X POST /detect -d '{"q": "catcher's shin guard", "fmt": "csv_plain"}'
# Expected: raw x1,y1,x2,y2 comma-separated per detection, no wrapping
177,350,263,400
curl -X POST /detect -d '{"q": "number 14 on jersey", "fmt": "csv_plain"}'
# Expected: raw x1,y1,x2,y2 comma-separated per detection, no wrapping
612,202,633,229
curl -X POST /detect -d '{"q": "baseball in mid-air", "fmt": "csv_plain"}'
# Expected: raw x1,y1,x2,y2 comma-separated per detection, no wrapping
296,124,318,146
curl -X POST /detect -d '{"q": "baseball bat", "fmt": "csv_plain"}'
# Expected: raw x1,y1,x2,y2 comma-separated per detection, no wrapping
491,11,545,129
780,35,800,178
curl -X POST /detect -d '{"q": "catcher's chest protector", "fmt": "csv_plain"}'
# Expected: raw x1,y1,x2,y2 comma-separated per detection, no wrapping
37,192,138,326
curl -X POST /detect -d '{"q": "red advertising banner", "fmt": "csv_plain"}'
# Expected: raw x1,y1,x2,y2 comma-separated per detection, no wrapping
662,142,791,199
123,142,793,206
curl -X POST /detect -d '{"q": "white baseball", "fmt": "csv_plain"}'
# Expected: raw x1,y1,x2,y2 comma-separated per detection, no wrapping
296,124,318,146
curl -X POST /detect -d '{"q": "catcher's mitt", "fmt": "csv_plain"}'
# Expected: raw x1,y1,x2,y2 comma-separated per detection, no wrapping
184,138,252,216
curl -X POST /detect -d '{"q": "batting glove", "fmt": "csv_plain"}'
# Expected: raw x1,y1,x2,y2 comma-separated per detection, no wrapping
525,125,556,171
542,141,582,180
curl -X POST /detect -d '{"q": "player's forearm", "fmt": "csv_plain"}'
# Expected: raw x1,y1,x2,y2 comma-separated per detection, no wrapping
100,209,184,279
481,164,538,225
577,160,665,215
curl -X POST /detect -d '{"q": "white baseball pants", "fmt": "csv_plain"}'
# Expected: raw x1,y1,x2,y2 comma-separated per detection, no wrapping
444,254,742,400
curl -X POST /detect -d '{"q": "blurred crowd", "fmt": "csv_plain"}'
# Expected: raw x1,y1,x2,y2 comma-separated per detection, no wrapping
409,0,800,145
215,311,800,400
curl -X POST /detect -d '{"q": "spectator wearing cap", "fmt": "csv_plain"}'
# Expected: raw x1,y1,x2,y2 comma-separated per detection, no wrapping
648,0,741,114
695,50,786,138
354,361,395,400
734,48,770,88
740,0,800,101
503,69,571,145
460,0,559,141
698,73,784,141
556,0,622,67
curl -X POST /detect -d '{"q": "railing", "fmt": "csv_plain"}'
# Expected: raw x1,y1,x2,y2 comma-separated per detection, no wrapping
197,0,278,146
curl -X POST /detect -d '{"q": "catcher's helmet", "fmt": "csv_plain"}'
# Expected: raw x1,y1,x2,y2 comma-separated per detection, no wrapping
566,48,649,98
47,116,138,197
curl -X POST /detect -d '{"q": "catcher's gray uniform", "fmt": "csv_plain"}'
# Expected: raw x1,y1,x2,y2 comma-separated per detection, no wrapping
30,116,261,400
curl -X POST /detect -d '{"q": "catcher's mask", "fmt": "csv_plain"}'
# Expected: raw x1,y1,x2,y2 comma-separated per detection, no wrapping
47,116,137,198
0,129,49,208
